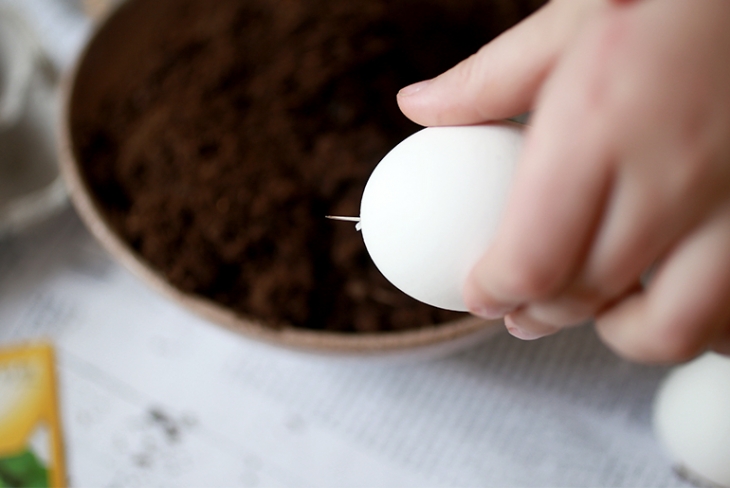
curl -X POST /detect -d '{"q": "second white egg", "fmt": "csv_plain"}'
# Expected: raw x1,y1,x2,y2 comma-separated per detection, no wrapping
359,122,524,311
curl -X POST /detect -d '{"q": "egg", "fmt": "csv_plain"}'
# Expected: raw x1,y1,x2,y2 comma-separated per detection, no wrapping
653,352,730,487
359,122,524,311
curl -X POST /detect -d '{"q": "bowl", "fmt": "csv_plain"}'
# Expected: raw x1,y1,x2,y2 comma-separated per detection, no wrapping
58,0,532,356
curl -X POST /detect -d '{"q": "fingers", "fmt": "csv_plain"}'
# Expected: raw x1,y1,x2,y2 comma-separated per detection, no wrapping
396,0,602,126
463,124,612,319
465,1,726,335
486,0,730,333
523,146,711,328
454,0,730,362
596,205,730,364
462,10,617,321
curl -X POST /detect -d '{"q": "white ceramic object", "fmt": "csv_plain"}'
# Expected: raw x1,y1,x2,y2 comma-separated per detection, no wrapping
360,123,523,311
0,8,66,238
653,352,730,487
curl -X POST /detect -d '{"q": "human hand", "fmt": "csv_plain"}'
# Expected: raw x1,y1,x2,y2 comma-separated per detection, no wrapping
397,0,730,363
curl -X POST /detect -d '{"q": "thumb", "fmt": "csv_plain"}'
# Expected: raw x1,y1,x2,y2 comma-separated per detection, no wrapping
397,0,600,126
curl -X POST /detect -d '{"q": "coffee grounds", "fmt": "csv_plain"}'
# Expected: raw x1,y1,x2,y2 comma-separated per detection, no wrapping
76,0,544,332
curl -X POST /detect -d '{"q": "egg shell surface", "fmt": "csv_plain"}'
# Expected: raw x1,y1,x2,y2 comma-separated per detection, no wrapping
653,352,730,488
360,123,523,311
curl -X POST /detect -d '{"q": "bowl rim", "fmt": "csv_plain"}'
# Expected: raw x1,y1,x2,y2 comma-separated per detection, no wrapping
57,0,500,355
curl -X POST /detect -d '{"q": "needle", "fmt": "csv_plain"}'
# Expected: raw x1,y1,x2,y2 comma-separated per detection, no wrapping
325,215,362,231
325,215,360,222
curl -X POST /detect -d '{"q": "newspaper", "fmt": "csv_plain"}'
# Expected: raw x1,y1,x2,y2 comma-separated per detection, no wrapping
0,0,692,486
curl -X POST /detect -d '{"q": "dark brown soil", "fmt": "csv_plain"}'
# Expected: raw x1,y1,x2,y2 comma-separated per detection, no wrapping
75,0,544,332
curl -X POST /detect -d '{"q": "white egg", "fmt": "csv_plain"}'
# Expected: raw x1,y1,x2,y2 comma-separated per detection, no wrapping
359,122,523,311
653,352,730,487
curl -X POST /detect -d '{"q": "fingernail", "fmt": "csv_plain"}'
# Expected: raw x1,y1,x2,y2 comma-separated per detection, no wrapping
398,79,433,97
505,315,558,341
468,303,514,320
505,323,545,340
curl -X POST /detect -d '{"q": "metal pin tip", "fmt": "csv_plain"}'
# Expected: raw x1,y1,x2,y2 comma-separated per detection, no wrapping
325,215,360,222
325,215,362,231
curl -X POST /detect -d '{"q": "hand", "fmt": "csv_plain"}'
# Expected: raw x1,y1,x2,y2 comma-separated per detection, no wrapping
397,0,730,364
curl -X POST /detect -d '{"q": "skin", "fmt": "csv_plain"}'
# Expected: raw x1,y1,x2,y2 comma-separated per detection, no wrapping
397,0,730,364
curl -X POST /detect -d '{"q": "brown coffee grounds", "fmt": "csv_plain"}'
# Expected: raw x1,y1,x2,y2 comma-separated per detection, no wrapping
75,0,544,332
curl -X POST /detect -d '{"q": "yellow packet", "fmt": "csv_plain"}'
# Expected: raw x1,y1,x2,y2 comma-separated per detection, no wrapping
0,344,65,488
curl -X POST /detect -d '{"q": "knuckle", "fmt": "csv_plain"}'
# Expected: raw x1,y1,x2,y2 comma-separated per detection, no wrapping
453,51,481,88
581,16,631,116
674,151,716,201
501,262,565,300
531,282,608,326
460,56,493,104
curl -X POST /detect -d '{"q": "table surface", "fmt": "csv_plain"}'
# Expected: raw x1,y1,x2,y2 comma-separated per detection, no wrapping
0,1,695,486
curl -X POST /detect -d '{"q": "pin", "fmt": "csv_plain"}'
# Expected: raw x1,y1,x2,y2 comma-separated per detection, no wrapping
325,215,362,231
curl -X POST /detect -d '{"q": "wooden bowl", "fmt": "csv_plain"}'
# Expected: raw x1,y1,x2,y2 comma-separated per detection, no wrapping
58,0,503,357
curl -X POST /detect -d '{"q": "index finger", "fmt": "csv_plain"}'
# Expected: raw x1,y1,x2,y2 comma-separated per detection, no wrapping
396,0,602,126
